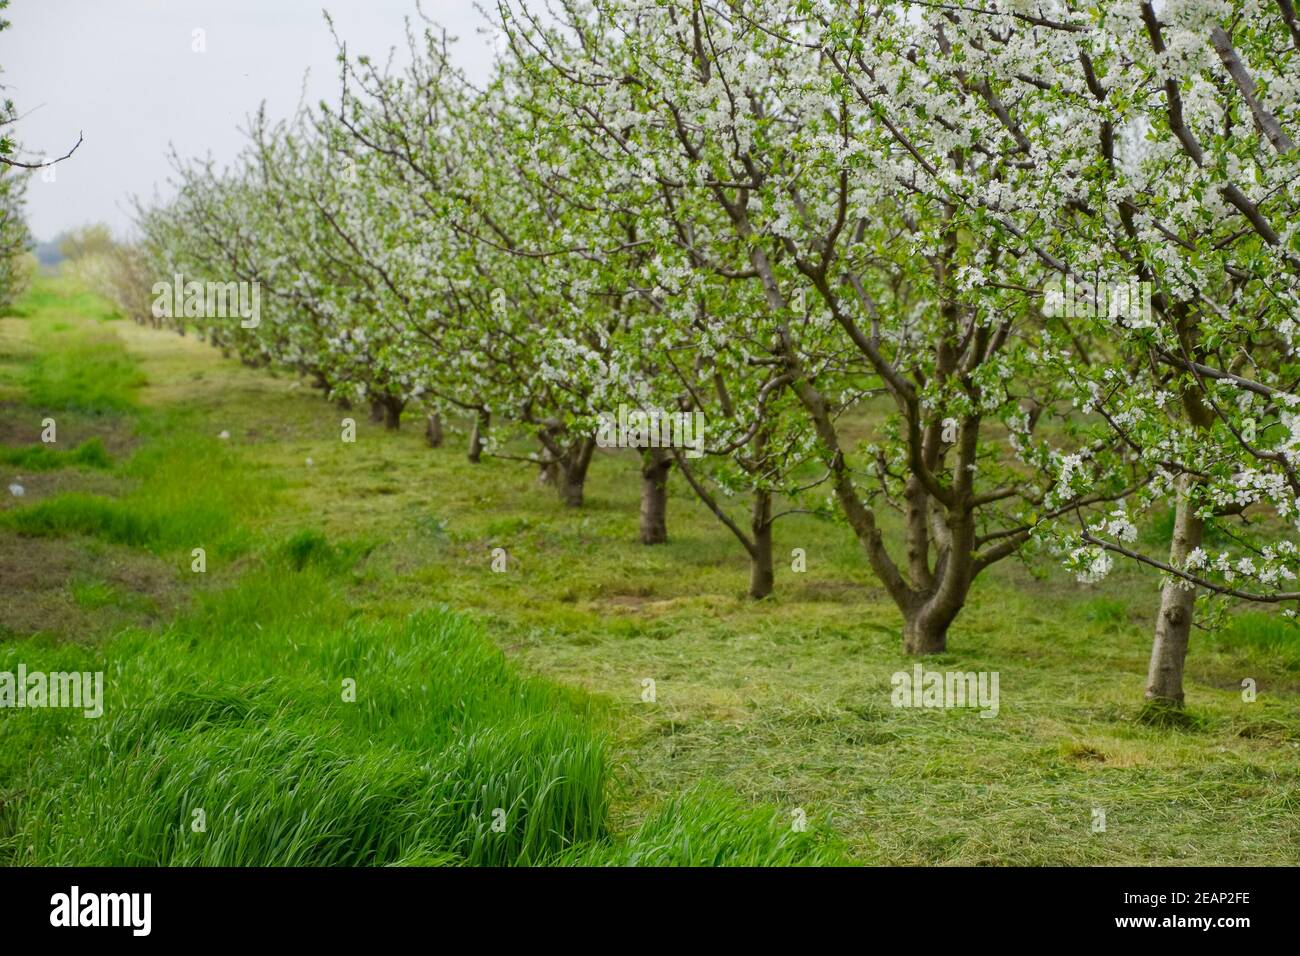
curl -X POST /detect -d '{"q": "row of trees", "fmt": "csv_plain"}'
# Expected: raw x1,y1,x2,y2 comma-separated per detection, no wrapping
106,0,1300,711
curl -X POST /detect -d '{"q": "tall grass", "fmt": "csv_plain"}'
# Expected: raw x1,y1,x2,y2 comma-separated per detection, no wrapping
562,791,845,866
6,560,609,865
4,542,837,866
0,437,111,471
1213,612,1300,669
2,492,160,546
1,431,264,556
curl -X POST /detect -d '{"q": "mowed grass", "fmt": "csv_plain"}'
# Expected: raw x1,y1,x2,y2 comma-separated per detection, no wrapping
2,275,1298,865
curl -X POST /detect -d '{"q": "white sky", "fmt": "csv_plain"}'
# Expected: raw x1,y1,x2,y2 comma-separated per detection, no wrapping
0,0,497,241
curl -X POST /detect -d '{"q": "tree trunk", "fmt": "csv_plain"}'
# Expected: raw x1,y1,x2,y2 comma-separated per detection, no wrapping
639,448,672,544
382,396,404,431
425,413,443,448
748,489,774,599
1143,330,1214,709
902,608,950,655
557,437,595,508
1146,475,1204,707
468,410,490,463
370,399,386,424
559,476,585,507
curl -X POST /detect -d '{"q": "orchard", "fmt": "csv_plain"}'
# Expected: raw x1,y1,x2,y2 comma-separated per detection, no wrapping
100,0,1300,708
2,0,1299,875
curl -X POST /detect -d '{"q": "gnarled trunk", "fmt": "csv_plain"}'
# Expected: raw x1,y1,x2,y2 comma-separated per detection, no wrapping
896,502,976,655
370,399,386,424
899,511,975,655
1146,475,1204,706
639,448,672,544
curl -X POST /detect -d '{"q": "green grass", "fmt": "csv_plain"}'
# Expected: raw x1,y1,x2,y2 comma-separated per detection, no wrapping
0,437,111,471
23,321,144,414
1212,612,1300,670
67,575,156,615
6,569,610,866
0,277,854,867
561,790,845,865
2,432,265,558
3,276,144,414
69,576,121,609
4,275,123,323
1080,597,1132,631
3,493,161,546
2,274,1298,866
4,545,846,866
279,528,371,572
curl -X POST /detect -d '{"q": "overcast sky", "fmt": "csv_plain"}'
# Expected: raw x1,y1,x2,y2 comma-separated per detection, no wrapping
0,0,497,241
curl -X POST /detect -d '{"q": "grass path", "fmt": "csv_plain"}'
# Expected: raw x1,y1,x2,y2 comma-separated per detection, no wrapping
2,276,1298,864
